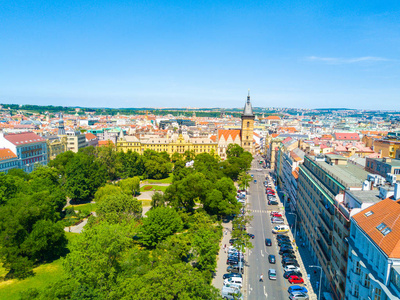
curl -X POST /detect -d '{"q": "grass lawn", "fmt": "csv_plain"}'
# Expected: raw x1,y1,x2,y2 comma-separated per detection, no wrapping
71,202,97,212
143,173,173,184
140,185,168,193
141,200,152,207
0,233,78,300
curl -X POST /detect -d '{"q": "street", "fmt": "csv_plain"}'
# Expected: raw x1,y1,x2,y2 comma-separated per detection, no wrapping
245,159,288,300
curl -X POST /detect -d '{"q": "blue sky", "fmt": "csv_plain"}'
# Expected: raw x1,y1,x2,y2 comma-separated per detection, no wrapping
1,0,399,109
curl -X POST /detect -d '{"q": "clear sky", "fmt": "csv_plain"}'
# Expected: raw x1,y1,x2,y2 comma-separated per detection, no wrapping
1,0,399,110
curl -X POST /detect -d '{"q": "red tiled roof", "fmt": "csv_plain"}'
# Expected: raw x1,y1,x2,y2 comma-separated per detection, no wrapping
85,133,97,141
210,135,217,142
265,116,281,120
353,198,400,258
218,129,241,142
333,132,360,141
4,132,45,145
0,148,17,161
292,168,299,179
98,140,114,146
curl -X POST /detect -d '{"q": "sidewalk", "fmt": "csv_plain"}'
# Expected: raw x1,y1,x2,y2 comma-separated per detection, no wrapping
212,220,233,290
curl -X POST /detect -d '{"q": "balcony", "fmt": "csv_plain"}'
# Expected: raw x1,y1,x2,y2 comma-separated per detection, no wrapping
317,239,331,262
318,226,332,246
319,213,333,230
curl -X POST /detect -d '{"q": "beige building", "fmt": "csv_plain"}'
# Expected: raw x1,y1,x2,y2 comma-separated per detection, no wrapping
46,135,67,160
241,94,255,155
65,130,88,153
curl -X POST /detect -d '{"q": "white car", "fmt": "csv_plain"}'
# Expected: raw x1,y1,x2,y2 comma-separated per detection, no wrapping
224,277,243,288
284,265,301,272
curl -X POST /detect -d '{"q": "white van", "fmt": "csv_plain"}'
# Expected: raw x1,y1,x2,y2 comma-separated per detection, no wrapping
272,225,290,234
221,285,243,300
223,277,243,288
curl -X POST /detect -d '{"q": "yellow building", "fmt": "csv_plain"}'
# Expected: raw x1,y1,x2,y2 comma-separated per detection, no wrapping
46,136,67,160
241,93,255,155
116,133,218,156
373,139,400,158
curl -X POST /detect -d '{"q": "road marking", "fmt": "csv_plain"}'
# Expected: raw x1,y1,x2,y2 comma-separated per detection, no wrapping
264,286,268,298
260,250,264,257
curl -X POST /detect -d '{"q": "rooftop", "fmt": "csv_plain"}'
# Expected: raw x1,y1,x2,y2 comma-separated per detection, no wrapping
371,158,400,167
312,156,369,188
346,190,381,205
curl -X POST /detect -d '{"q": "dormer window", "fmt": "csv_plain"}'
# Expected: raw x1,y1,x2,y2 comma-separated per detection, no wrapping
382,227,392,236
364,211,373,217
376,223,386,231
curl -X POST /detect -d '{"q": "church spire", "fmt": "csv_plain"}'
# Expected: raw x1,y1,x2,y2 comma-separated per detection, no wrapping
242,90,254,117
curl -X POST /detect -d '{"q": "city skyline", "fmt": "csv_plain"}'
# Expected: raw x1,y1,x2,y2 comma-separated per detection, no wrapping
1,1,399,109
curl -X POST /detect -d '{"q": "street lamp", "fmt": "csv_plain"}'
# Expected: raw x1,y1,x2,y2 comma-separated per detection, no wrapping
309,265,322,300
286,212,297,239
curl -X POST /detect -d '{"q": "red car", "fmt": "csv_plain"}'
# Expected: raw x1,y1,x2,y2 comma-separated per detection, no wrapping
271,212,283,218
266,187,274,192
288,275,304,284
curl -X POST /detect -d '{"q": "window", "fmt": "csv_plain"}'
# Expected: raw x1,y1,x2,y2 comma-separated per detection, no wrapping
353,284,359,297
374,288,381,300
247,121,250,127
382,227,392,236
355,261,361,275
376,223,386,231
364,211,374,217
394,169,400,175
362,272,370,288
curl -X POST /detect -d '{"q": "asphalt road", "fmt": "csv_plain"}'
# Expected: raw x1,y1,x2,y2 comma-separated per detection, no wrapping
245,158,288,300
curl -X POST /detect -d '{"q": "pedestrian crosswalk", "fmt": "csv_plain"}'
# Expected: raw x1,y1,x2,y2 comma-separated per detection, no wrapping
248,209,269,213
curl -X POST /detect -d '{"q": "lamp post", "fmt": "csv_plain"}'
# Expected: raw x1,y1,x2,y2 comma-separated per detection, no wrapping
309,265,322,300
286,212,297,239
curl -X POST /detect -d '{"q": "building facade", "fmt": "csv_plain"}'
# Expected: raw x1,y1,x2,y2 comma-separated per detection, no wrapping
365,157,400,181
0,148,19,173
0,131,48,173
297,154,369,300
241,93,255,155
346,194,400,300
65,130,88,153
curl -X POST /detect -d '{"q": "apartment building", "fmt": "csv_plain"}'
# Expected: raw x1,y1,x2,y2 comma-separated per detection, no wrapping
373,140,400,159
0,131,48,173
297,154,370,300
365,157,400,181
346,189,400,300
0,148,19,173
65,130,88,153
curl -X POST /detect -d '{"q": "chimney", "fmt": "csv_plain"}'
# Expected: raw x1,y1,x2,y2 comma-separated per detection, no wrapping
394,183,400,201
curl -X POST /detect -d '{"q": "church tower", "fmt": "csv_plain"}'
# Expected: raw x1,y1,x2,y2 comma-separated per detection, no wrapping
241,91,255,155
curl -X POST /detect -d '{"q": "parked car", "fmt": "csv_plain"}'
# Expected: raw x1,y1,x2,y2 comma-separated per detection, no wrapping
224,277,243,288
278,241,292,247
272,225,290,234
279,249,295,255
223,273,243,280
265,238,272,246
271,212,283,218
268,254,276,264
271,217,285,224
221,285,243,300
247,233,255,239
229,238,237,245
284,271,303,279
289,292,309,300
227,263,244,274
279,244,294,250
276,234,289,239
282,257,298,263
268,200,279,205
282,253,297,259
288,275,304,284
284,265,301,273
268,269,277,280
282,260,300,268
288,286,308,294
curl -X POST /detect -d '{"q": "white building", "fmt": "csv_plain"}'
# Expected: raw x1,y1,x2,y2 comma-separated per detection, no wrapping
346,186,400,300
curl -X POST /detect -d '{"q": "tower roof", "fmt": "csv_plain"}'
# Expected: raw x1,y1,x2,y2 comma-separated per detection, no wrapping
242,91,254,117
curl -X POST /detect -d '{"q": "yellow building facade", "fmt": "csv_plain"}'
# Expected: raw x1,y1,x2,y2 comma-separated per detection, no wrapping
117,133,218,156
241,94,255,155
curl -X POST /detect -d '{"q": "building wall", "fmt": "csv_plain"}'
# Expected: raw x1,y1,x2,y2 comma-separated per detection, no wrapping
0,157,19,173
346,220,400,300
47,137,67,160
373,140,400,159
297,156,351,300
241,116,254,154
365,158,400,181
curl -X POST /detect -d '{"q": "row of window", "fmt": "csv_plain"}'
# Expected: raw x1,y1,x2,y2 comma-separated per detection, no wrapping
0,160,18,169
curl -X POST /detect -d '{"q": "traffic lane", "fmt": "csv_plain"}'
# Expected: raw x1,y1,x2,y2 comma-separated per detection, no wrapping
257,172,288,299
246,172,287,299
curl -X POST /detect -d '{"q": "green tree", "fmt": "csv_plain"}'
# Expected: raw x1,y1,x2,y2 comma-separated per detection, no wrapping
118,177,140,196
94,185,124,203
97,144,121,181
0,172,17,205
64,152,108,202
238,171,251,190
140,207,183,248
151,191,165,209
96,193,142,224
164,172,212,212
